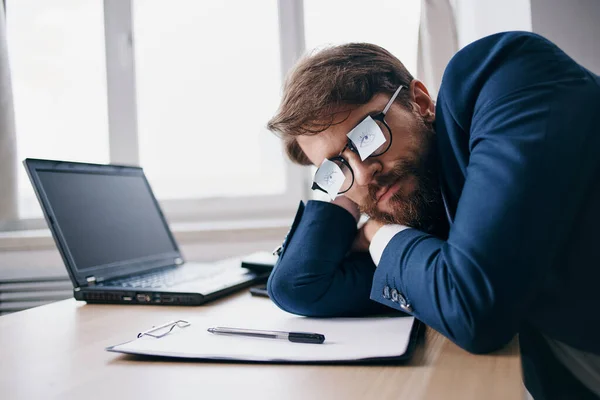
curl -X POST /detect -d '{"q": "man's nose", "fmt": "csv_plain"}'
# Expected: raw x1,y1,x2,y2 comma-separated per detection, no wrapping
344,150,381,187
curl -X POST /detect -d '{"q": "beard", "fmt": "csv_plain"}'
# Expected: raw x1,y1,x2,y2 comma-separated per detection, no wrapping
359,118,449,239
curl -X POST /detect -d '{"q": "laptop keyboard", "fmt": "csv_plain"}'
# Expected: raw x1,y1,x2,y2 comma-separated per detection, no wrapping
109,265,225,289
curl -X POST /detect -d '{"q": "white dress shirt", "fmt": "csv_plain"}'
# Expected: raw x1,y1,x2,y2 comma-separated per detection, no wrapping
368,224,408,265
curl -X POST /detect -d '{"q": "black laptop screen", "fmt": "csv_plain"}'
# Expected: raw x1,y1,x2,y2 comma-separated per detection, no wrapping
37,170,178,271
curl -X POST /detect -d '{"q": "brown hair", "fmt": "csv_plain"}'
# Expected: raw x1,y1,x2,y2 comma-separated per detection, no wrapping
267,43,414,165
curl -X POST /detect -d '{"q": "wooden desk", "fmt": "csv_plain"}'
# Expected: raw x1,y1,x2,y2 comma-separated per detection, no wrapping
0,291,524,400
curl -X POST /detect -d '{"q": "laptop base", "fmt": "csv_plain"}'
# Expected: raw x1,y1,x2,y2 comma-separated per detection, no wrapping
75,272,267,306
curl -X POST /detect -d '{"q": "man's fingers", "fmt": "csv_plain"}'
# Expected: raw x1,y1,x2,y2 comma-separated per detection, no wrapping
362,218,386,243
351,226,370,252
332,196,360,222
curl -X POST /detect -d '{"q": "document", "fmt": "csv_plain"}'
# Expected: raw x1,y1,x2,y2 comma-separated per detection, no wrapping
107,297,418,363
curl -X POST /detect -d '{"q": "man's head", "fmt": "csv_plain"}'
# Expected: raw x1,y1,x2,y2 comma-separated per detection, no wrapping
267,43,446,236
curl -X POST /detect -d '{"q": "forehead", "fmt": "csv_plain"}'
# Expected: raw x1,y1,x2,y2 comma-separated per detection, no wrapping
297,93,391,166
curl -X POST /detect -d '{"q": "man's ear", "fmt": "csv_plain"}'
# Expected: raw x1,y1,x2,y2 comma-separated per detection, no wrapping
409,80,435,121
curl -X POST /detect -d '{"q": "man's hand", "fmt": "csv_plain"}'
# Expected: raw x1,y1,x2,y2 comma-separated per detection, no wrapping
331,196,360,222
330,196,386,253
352,218,385,252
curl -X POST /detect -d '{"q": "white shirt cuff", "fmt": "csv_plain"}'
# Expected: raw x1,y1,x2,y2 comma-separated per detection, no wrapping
369,225,409,266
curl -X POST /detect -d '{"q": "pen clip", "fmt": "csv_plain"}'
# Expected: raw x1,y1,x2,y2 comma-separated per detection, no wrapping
138,320,191,339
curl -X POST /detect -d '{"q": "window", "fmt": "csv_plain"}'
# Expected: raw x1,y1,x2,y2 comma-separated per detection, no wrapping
6,0,301,225
7,0,110,219
134,0,286,201
3,0,420,228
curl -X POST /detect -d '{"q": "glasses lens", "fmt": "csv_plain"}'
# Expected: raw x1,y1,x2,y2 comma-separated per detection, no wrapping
313,158,354,195
370,119,392,157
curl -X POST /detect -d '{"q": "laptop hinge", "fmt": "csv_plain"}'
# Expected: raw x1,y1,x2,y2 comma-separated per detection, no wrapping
86,276,97,286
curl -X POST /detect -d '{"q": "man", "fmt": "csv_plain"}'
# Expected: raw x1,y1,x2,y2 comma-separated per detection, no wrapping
266,31,600,399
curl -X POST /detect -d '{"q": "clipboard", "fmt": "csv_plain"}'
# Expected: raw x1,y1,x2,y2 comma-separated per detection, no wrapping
107,297,421,364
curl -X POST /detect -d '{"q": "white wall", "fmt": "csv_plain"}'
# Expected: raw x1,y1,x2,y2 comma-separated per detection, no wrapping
454,0,532,48
531,0,600,74
453,0,600,75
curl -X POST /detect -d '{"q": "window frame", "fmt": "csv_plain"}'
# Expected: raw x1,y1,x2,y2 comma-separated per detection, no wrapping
2,0,308,232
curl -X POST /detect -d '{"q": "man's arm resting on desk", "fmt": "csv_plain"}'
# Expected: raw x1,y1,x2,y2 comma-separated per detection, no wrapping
267,200,389,317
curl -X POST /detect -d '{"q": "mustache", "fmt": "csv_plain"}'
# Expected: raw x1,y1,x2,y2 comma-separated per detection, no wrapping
368,159,419,199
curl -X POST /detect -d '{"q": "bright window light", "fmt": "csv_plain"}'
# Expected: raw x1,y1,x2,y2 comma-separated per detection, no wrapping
7,0,110,218
134,0,286,201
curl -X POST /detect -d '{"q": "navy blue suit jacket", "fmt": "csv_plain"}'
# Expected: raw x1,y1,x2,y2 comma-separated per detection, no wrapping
267,32,600,367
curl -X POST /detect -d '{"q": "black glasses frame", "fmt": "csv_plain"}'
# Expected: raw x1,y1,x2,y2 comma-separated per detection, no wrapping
311,111,394,195
311,84,405,197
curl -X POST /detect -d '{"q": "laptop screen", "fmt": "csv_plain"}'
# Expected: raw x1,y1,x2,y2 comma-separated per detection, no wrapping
36,168,179,274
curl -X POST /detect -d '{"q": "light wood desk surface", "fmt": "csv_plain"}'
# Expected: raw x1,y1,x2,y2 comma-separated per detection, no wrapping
0,291,523,400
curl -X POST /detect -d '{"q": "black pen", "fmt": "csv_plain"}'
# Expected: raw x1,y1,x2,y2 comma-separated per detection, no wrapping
207,326,325,344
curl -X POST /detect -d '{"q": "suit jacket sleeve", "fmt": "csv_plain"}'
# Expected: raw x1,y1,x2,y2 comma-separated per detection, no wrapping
370,32,600,353
267,200,389,317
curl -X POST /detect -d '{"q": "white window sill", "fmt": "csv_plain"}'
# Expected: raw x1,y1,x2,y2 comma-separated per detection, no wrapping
0,218,291,252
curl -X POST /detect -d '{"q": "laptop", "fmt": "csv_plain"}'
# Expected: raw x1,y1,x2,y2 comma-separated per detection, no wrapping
24,158,269,305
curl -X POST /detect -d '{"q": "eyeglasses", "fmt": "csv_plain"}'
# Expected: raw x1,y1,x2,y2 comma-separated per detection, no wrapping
311,85,405,199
